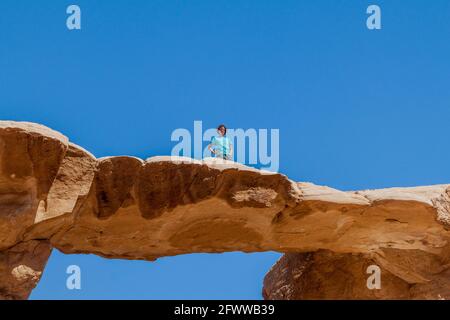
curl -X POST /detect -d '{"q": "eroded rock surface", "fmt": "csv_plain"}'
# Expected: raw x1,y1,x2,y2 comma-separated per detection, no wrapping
0,121,449,299
0,240,51,300
263,249,450,300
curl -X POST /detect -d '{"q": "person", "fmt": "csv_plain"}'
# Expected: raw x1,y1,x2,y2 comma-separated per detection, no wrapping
208,124,233,160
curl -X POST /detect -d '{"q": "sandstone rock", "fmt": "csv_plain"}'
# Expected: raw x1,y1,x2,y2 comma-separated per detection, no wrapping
0,240,51,300
0,122,67,251
0,121,449,299
263,249,450,300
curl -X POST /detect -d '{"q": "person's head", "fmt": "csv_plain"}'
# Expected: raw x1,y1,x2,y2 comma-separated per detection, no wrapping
217,124,227,137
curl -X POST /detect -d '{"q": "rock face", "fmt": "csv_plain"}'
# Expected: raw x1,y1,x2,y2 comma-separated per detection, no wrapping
0,240,51,300
0,121,449,299
263,249,450,300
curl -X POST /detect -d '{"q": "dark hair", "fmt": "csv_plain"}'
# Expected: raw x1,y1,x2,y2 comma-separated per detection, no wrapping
217,124,227,135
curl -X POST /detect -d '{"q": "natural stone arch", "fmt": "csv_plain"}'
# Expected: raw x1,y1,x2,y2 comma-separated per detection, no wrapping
1,121,449,299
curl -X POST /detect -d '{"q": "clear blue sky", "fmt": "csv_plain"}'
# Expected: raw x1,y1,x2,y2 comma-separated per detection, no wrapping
1,0,450,299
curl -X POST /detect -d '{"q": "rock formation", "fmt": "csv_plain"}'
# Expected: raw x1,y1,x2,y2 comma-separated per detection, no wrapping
263,250,450,300
0,121,449,299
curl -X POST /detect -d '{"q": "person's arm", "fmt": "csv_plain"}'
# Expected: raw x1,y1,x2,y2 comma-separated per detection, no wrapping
208,137,217,155
208,143,216,154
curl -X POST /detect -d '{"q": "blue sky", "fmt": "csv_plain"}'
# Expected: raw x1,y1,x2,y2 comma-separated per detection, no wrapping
1,0,450,299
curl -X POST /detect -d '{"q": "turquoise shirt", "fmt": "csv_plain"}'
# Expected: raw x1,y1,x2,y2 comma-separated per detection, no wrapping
211,136,231,159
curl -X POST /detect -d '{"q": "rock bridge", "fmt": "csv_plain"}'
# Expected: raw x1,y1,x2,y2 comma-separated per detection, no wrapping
1,121,449,299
